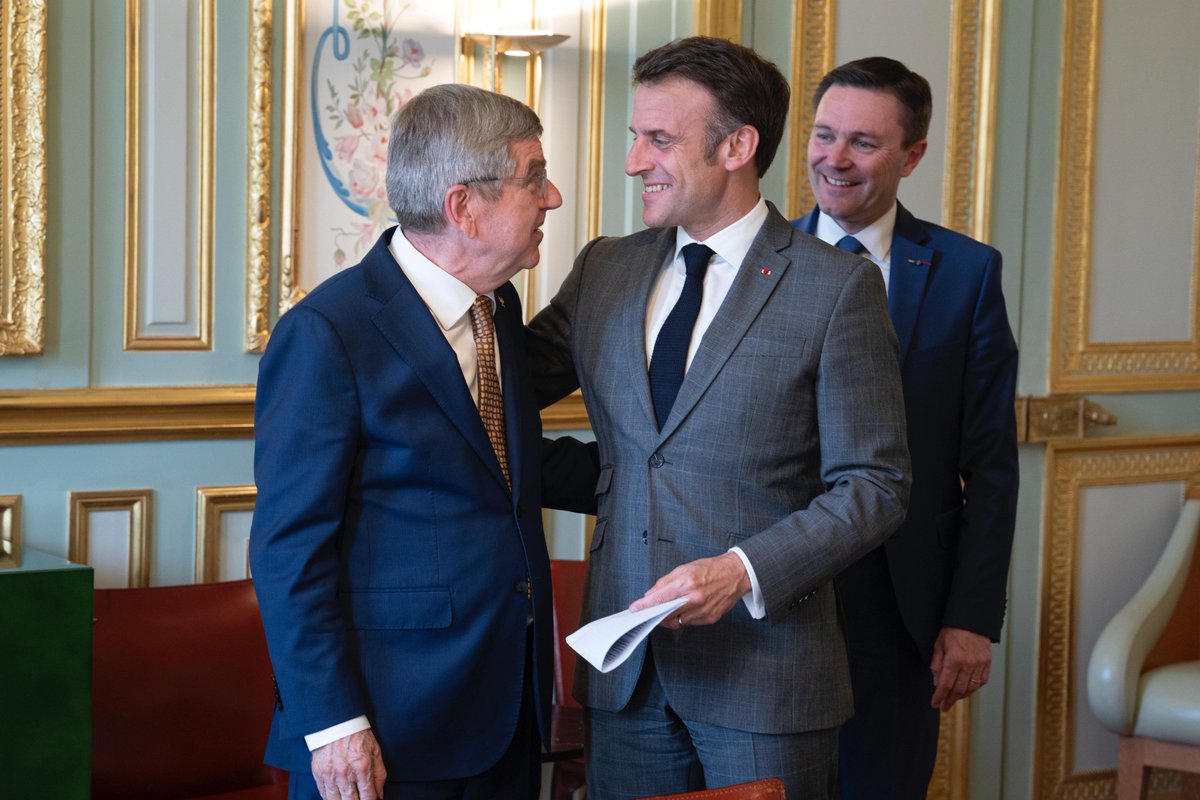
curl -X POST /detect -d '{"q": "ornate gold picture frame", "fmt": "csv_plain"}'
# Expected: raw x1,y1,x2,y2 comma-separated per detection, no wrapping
0,0,47,355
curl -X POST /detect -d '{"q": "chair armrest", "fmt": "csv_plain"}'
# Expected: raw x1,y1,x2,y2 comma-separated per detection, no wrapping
1087,498,1200,733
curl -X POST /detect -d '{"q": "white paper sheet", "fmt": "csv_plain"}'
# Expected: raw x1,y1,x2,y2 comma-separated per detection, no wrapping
565,597,688,673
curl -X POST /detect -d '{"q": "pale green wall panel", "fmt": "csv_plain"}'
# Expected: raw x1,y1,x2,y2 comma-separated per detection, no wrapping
1,439,255,585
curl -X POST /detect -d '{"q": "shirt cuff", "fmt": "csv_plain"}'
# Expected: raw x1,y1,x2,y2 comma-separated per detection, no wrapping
305,716,371,751
729,546,766,619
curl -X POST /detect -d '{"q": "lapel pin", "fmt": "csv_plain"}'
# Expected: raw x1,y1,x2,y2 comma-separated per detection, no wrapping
906,258,932,267
760,268,772,276
496,295,506,308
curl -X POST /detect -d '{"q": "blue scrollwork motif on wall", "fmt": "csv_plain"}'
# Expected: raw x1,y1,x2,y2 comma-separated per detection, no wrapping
311,0,434,264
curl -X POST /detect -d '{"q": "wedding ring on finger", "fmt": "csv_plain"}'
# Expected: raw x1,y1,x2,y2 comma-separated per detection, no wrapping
677,615,684,627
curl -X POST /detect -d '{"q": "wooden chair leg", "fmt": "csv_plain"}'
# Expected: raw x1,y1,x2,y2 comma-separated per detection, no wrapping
1117,737,1151,800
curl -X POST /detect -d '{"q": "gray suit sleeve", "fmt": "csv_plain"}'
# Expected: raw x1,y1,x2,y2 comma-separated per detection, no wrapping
739,260,911,620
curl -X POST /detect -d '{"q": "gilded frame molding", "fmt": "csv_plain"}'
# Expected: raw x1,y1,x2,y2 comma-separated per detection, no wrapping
1050,0,1200,393
195,485,257,582
784,0,833,218
1033,436,1200,800
246,0,274,352
0,0,47,356
695,0,741,42
584,0,605,241
0,386,589,443
942,0,1000,242
0,386,256,445
69,489,154,588
122,0,215,351
0,494,20,568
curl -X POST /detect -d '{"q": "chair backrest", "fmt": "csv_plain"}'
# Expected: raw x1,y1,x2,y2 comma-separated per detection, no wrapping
550,559,587,708
1145,486,1200,669
638,777,787,800
92,578,285,799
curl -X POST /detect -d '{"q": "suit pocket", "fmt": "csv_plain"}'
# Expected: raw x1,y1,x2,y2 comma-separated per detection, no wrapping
342,587,453,630
589,517,608,553
936,505,964,550
595,465,613,496
731,335,807,359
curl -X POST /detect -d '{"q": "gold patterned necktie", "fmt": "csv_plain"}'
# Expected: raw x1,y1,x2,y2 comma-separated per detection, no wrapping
468,295,511,489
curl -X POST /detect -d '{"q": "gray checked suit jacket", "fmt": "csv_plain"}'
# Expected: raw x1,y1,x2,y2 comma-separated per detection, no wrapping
528,205,911,734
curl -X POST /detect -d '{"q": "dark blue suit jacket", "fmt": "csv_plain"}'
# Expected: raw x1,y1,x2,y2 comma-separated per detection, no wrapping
793,204,1018,661
249,228,559,782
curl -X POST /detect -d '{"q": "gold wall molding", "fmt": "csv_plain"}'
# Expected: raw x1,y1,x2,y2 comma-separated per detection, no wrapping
0,0,47,356
278,0,305,314
695,0,741,42
0,386,256,444
1034,436,1200,800
784,0,833,218
69,489,153,588
0,494,20,568
195,485,256,582
943,0,999,241
929,699,971,800
123,0,215,351
585,0,606,241
246,0,274,352
1050,0,1200,393
0,386,588,444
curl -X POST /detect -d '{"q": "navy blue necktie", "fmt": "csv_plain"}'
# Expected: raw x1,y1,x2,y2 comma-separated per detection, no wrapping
836,235,866,255
649,243,714,430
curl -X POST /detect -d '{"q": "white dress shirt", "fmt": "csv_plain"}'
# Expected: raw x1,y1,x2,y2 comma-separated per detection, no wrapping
813,203,897,293
305,228,498,751
645,198,770,619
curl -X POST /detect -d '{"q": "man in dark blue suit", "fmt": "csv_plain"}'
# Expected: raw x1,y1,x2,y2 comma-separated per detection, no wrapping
792,57,1019,799
250,84,594,800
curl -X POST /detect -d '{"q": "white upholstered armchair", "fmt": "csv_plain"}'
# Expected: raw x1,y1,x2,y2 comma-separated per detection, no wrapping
1087,486,1200,799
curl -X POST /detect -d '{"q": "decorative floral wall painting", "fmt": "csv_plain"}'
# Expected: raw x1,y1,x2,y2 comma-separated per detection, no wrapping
294,0,456,293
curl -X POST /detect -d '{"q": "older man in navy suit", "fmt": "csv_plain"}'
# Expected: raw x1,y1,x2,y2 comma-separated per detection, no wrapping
250,84,594,800
792,57,1019,799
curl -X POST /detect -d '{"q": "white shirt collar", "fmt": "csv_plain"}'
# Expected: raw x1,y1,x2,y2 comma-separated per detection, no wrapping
387,226,493,328
676,197,769,270
814,202,897,264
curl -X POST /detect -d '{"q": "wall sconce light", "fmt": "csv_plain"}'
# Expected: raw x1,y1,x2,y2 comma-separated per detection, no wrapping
461,29,569,111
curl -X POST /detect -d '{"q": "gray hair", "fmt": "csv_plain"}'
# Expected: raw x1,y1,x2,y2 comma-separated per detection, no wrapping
386,84,543,233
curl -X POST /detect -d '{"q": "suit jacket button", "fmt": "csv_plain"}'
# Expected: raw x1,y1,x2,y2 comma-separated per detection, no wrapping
641,530,648,545
648,453,665,468
515,579,529,595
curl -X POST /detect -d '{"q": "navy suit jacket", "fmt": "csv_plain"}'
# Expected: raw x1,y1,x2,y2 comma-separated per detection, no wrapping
249,228,564,782
794,204,1019,661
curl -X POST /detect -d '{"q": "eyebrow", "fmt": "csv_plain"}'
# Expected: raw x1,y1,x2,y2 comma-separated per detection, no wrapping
813,123,879,140
524,158,547,176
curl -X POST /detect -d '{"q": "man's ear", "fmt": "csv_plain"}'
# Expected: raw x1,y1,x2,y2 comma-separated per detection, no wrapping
722,125,760,173
445,184,477,238
900,139,928,177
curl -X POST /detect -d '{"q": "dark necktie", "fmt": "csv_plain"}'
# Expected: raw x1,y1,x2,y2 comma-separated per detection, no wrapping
468,296,510,489
836,235,866,255
649,243,714,430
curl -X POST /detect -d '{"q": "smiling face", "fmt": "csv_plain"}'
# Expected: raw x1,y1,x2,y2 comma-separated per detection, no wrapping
625,77,747,241
469,138,562,290
807,85,927,234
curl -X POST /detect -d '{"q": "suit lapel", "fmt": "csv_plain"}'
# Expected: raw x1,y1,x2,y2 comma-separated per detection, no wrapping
657,206,792,442
493,285,524,499
887,203,934,366
366,230,510,493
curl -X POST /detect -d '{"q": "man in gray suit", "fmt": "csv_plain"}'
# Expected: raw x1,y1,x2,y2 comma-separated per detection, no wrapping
528,37,911,799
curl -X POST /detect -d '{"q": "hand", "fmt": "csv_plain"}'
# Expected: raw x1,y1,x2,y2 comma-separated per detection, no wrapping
929,626,992,711
630,552,750,628
311,729,387,800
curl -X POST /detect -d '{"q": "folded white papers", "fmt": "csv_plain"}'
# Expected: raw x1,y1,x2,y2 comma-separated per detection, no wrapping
566,597,688,673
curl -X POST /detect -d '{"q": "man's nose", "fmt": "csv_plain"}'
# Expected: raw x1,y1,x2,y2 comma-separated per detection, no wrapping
543,178,564,210
625,138,648,176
